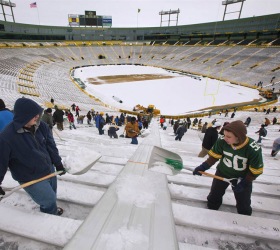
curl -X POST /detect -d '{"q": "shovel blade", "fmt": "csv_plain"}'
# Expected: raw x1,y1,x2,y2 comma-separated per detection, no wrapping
149,146,183,171
66,152,102,175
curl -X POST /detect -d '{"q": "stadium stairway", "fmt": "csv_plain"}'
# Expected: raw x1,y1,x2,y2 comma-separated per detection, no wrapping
64,120,179,250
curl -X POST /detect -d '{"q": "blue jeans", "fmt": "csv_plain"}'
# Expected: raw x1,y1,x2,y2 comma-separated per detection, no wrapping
98,127,104,135
23,175,58,215
131,137,138,144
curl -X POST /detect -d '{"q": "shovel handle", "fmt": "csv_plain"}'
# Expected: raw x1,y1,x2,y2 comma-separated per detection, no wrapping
0,171,62,201
198,171,225,182
20,171,62,188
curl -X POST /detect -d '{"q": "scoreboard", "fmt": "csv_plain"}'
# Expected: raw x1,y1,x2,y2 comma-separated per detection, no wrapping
79,15,103,26
68,10,112,27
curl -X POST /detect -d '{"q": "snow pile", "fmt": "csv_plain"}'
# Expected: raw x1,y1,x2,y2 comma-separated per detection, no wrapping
140,129,151,138
62,148,101,175
115,174,156,207
149,161,174,175
99,225,149,250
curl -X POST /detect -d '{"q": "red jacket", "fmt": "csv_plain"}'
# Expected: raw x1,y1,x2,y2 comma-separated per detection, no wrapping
68,113,74,123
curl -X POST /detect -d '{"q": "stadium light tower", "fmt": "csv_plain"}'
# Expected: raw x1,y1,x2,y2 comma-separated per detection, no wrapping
222,0,246,21
159,9,180,27
0,0,16,22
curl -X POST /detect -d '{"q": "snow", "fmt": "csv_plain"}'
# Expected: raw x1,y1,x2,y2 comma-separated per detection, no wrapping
1,65,280,249
62,148,101,175
99,225,149,250
115,174,156,207
74,65,261,114
150,161,174,175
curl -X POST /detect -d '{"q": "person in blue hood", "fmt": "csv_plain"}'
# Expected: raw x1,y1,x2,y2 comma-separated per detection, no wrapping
0,99,13,132
0,98,66,215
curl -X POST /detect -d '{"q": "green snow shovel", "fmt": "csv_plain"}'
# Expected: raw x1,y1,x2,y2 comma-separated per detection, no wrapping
148,145,183,174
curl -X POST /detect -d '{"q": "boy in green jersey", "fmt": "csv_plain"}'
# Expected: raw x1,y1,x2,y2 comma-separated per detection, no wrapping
193,120,264,215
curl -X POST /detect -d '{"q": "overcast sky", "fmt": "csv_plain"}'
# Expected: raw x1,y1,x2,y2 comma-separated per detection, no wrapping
6,0,280,28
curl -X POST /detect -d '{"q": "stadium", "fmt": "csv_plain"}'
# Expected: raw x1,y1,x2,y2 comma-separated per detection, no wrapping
0,1,280,249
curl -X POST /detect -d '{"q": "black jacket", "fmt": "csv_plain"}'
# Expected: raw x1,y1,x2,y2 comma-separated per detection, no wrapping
202,127,218,150
53,109,64,123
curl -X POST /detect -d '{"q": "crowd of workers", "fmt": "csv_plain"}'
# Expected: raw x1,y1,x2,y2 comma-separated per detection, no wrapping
0,97,279,218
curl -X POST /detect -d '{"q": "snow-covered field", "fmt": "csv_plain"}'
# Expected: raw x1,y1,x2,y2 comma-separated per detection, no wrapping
74,65,261,115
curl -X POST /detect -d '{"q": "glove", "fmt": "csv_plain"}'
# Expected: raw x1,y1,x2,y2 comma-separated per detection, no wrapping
0,186,5,195
56,164,66,176
232,178,248,193
271,150,277,157
193,162,210,176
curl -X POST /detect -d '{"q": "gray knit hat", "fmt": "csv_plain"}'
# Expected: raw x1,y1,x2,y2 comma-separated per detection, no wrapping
224,120,247,144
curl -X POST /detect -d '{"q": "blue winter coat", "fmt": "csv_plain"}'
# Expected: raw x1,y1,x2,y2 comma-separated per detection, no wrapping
95,115,100,128
0,98,62,184
95,115,105,128
0,109,14,132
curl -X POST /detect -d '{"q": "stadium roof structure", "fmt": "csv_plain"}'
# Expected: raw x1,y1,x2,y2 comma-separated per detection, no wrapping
0,13,279,43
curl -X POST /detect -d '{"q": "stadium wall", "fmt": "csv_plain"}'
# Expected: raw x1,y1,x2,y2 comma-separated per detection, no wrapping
0,14,279,43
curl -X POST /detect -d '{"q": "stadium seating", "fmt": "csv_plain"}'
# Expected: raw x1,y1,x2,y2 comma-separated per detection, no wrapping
0,44,279,110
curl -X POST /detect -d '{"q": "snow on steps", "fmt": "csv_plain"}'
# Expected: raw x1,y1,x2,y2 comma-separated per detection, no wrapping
58,170,115,188
179,242,216,250
167,174,280,198
58,181,104,206
173,203,280,243
65,121,178,249
0,203,82,247
169,184,280,215
65,167,177,249
98,155,128,165
2,174,105,207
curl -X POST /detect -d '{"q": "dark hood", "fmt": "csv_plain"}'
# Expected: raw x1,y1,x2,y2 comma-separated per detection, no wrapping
13,98,43,131
0,98,6,109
